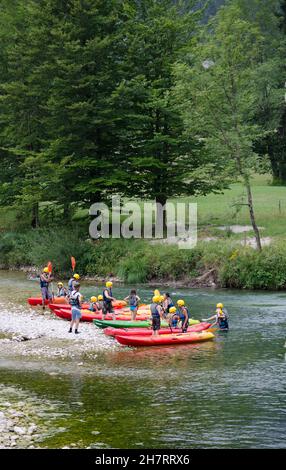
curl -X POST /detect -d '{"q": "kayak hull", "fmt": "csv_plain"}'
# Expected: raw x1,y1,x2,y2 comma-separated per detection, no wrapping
116,331,215,347
28,297,69,306
93,319,154,329
93,318,199,329
54,309,148,322
29,297,127,308
104,322,212,337
49,303,150,314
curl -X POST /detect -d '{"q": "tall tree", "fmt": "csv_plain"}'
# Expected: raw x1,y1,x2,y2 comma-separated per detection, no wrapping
235,0,285,184
174,1,280,250
109,0,224,229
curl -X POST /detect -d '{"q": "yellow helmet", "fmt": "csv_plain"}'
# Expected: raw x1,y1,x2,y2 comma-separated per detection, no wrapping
57,282,63,287
154,289,160,296
177,299,185,307
159,295,164,303
152,296,160,303
73,273,80,280
216,303,224,309
43,267,49,273
90,296,97,303
98,295,103,301
106,281,113,288
169,306,177,314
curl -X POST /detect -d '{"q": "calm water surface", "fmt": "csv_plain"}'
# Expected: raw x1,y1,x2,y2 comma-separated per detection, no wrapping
0,271,285,448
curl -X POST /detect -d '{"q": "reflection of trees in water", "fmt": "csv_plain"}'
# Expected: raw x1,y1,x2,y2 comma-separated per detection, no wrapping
105,339,219,372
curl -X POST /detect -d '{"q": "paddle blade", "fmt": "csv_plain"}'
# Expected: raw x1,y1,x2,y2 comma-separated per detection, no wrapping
71,256,76,271
47,261,53,273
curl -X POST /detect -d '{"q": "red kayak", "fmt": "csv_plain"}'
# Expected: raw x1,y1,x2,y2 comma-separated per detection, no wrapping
116,331,215,347
53,309,111,322
104,322,212,337
49,303,90,312
53,309,148,322
29,297,127,308
28,297,69,306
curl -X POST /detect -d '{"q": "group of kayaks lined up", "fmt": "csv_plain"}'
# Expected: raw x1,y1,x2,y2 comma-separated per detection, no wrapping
27,267,230,348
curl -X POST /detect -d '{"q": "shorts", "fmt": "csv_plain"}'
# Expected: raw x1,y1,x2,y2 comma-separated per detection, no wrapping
103,301,113,314
41,287,52,301
152,316,161,331
130,306,137,311
71,307,81,321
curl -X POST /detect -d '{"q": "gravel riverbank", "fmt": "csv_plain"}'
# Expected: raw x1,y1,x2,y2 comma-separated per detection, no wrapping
0,302,119,361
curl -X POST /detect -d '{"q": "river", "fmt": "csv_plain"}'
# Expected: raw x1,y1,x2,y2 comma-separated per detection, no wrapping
0,271,285,449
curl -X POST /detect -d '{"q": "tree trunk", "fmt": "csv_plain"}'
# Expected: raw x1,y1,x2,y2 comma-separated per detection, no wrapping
63,202,71,222
244,179,262,251
155,197,167,238
31,202,39,228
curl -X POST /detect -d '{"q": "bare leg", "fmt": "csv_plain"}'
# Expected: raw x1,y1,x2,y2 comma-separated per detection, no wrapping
75,319,80,332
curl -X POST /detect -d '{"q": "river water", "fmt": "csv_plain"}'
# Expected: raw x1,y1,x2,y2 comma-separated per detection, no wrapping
0,271,285,449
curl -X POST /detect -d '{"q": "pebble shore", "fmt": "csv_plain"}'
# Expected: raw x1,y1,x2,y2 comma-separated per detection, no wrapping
0,302,119,361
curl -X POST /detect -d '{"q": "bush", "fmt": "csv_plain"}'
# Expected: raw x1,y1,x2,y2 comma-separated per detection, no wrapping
1,228,286,290
219,244,286,289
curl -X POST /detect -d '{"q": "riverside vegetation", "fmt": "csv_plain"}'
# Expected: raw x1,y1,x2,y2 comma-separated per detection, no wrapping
1,175,286,290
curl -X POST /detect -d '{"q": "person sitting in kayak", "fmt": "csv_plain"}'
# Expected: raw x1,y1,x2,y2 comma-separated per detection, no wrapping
89,296,99,312
168,306,179,329
102,281,116,320
57,282,67,297
40,267,53,310
203,303,229,330
124,289,141,321
150,295,162,336
68,273,80,293
68,281,82,334
177,299,190,333
97,295,104,312
162,293,174,318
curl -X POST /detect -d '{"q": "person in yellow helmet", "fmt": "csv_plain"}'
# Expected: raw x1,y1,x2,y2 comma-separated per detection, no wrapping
89,296,98,312
68,274,80,293
168,306,180,330
202,303,229,330
162,292,174,318
68,282,82,334
176,299,190,333
97,295,104,312
57,282,67,297
102,281,116,320
39,267,53,310
150,295,162,336
124,289,141,321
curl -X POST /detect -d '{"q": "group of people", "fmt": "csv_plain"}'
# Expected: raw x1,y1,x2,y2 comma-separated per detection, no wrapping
39,267,229,335
149,292,229,336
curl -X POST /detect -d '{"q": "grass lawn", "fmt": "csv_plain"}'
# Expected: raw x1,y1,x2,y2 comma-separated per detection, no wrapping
173,174,286,239
1,174,286,242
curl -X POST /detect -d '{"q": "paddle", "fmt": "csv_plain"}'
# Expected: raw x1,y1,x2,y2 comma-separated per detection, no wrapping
47,261,54,300
71,256,76,272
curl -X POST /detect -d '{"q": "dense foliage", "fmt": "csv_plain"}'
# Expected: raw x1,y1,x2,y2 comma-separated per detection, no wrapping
0,0,284,229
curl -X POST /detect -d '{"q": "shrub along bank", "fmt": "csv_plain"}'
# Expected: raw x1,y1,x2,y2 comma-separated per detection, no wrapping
0,229,286,290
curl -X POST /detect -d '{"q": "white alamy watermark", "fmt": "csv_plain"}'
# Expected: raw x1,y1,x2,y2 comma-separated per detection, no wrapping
89,196,197,249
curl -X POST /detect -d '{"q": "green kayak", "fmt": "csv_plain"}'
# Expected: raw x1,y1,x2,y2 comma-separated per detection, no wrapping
93,318,199,329
93,319,155,329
